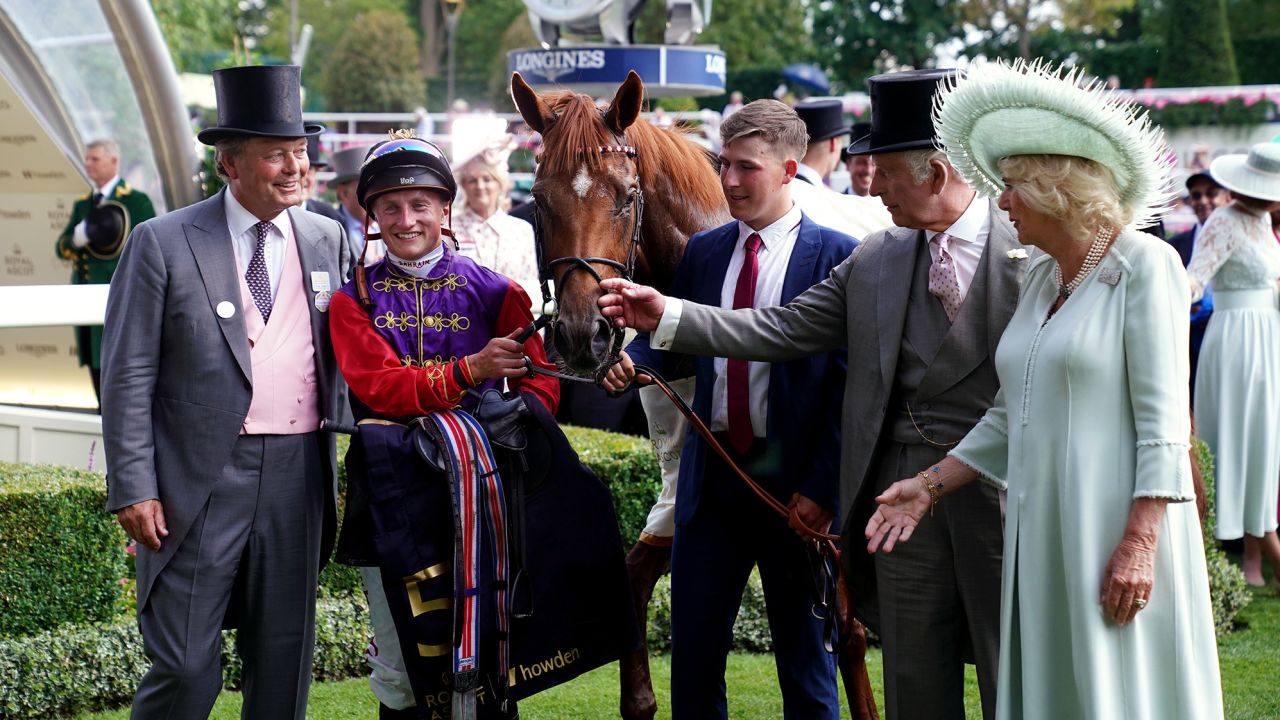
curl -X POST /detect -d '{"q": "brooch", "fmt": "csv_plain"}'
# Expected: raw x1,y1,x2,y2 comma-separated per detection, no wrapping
1006,249,1029,260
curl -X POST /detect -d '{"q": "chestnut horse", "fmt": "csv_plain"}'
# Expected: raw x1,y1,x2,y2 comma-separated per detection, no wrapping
512,70,728,720
510,70,730,375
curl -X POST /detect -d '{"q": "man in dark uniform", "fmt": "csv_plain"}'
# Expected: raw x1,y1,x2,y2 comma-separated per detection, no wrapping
55,138,156,403
302,134,345,225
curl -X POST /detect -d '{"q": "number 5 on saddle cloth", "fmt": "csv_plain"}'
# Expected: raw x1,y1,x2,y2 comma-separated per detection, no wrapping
337,390,640,718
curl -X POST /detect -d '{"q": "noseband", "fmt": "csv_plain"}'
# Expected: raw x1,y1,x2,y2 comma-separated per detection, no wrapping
529,142,645,383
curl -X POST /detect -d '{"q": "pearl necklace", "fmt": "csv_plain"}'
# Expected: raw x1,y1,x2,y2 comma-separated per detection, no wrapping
1055,225,1116,299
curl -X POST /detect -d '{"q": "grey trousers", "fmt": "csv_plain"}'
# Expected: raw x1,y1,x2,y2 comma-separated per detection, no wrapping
873,441,1004,720
131,432,325,720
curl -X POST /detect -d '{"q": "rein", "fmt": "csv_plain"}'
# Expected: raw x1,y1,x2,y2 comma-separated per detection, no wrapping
526,141,644,383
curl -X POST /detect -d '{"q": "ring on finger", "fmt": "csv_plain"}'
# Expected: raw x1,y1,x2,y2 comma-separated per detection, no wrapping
1134,598,1147,609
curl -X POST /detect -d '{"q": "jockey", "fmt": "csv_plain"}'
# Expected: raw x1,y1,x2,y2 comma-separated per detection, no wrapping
328,133,559,719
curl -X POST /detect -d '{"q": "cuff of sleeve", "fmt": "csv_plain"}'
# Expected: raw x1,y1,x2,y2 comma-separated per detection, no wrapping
1133,440,1195,502
651,297,684,350
949,450,1009,491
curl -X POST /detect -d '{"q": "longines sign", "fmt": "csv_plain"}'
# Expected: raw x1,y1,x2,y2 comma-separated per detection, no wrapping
508,44,726,97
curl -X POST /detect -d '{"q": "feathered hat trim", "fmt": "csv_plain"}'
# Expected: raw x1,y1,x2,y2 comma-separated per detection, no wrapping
934,59,1174,230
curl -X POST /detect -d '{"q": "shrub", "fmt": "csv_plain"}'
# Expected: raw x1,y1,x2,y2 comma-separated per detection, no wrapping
0,596,370,718
1193,437,1252,635
647,569,771,652
0,463,128,638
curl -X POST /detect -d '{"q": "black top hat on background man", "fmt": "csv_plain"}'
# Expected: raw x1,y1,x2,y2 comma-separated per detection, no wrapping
196,65,324,145
306,135,330,169
84,201,129,259
331,145,375,185
845,68,956,156
842,122,873,161
794,99,852,143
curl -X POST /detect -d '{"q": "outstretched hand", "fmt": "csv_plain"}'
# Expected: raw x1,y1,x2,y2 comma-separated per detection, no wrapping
864,478,931,554
598,278,667,333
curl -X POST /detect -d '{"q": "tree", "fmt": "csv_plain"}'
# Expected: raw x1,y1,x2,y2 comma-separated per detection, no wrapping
1158,0,1239,86
813,0,963,92
151,0,269,71
955,0,1135,60
319,10,427,112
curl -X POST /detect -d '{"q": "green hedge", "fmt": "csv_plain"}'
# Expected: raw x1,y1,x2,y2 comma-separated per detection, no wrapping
0,595,369,719
1193,438,1253,635
0,463,128,638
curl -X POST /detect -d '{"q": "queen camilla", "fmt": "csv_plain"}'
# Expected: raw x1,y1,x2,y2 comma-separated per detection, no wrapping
865,60,1224,719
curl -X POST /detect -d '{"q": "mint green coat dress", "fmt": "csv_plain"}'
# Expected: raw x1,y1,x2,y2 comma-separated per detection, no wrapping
951,231,1223,720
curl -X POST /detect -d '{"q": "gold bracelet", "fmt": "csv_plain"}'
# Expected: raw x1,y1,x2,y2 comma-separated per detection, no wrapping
916,471,941,517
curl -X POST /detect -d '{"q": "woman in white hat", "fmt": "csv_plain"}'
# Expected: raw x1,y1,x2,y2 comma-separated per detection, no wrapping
1185,142,1280,588
452,143,541,301
865,60,1223,719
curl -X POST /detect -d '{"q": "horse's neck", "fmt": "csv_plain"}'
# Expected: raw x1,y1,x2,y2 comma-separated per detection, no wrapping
636,197,728,292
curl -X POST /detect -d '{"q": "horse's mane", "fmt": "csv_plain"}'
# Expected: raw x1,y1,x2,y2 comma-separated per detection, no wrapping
537,91,723,213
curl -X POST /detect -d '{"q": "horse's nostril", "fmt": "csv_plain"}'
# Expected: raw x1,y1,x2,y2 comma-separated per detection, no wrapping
590,318,613,358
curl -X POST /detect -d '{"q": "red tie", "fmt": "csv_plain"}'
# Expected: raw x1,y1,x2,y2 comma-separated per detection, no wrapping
728,233,763,453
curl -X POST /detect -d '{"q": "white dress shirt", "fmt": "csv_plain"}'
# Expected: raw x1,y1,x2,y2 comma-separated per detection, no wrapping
225,188,292,302
795,162,825,187
653,204,803,437
925,194,991,301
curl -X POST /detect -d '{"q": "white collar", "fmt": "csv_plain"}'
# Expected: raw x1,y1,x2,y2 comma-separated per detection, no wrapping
96,176,120,198
225,187,289,240
926,193,990,245
387,244,445,278
795,163,824,186
738,203,803,250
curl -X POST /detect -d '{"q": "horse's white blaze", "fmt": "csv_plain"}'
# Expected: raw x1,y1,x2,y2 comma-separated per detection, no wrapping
572,165,593,198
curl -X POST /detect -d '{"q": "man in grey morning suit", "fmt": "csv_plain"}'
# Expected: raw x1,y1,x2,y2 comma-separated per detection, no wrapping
102,65,351,719
600,69,1023,720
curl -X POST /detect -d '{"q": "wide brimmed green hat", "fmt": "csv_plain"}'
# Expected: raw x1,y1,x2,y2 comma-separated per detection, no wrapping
934,60,1173,229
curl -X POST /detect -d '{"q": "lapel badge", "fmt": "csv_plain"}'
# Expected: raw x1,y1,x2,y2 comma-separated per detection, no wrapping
216,301,236,319
1099,267,1121,286
314,290,332,313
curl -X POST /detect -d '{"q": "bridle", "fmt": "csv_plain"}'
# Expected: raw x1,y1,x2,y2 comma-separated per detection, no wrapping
522,140,645,384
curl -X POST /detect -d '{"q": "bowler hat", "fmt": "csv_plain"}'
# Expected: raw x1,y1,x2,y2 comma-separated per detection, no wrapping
307,135,329,169
197,65,323,145
845,68,956,156
331,144,374,185
84,201,128,260
842,122,872,161
794,99,851,143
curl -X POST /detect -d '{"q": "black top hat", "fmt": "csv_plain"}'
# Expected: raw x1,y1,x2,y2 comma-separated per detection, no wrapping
307,135,329,169
845,68,956,157
197,65,324,145
85,201,129,260
842,122,872,161
795,99,852,143
331,145,374,185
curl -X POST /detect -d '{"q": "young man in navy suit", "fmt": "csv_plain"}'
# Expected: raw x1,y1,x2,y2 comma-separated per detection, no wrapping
603,100,857,719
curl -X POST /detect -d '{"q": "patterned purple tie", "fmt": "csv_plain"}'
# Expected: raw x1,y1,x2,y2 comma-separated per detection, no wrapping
246,220,274,323
928,232,962,323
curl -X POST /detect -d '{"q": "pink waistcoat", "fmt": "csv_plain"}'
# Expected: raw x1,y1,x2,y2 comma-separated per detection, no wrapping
236,232,320,434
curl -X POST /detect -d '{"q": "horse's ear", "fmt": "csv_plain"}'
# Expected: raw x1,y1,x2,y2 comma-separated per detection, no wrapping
604,70,644,134
512,72,556,134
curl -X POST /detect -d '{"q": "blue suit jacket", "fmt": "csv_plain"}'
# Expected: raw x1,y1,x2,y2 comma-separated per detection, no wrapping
627,214,857,523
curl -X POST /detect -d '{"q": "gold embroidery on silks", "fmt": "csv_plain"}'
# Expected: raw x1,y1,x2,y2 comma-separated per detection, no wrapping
373,275,417,293
375,311,419,331
400,354,458,368
422,312,470,333
421,273,467,291
422,364,464,404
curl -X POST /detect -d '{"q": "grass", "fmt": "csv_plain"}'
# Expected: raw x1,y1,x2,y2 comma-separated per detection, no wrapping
75,588,1277,720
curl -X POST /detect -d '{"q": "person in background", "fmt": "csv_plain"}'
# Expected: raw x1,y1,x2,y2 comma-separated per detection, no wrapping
868,59,1223,720
330,144,383,265
302,135,344,225
844,122,875,197
1186,143,1280,589
55,137,156,405
452,141,540,301
1168,171,1230,394
721,90,744,119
